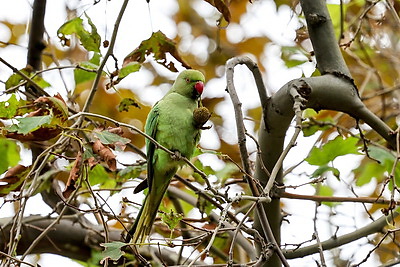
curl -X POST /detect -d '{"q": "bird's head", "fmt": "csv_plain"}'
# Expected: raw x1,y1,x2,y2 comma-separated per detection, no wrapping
172,69,205,99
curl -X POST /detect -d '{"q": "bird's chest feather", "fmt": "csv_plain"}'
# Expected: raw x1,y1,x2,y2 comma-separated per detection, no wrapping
156,96,199,158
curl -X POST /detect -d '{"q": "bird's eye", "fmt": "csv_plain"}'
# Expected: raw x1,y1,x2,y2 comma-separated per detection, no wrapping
185,78,190,83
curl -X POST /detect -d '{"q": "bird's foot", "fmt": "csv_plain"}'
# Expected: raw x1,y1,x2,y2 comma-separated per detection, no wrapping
171,151,182,160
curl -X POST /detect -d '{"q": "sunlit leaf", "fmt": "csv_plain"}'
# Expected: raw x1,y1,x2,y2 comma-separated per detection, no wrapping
5,69,51,91
118,62,141,79
6,115,52,135
306,136,361,166
74,52,101,85
193,158,216,176
318,185,335,207
281,46,308,69
354,146,400,188
0,94,19,119
58,14,101,52
124,31,191,72
88,164,113,187
354,161,385,186
0,138,20,174
118,98,140,112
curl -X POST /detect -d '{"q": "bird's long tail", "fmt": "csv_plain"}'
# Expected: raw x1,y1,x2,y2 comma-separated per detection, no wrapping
125,188,166,245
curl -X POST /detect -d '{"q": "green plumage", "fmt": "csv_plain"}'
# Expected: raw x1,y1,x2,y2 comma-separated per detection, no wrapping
126,70,205,245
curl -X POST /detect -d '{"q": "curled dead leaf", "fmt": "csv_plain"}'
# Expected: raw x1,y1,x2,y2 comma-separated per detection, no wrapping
63,151,83,199
92,139,117,171
0,165,29,196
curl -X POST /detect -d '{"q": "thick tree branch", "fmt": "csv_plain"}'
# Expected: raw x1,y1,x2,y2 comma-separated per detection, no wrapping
27,0,46,72
225,57,289,267
300,0,350,76
0,215,207,266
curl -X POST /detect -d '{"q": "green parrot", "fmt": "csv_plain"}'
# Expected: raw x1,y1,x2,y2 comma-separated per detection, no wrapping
125,69,206,245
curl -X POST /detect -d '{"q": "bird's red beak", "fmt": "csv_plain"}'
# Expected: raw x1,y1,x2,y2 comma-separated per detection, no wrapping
195,81,204,95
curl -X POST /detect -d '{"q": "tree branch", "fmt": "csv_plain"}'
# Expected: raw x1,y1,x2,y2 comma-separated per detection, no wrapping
27,0,46,72
300,0,350,76
284,211,399,259
81,0,129,113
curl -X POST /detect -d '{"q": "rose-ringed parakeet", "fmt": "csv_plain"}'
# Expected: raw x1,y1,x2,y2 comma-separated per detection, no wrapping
125,69,207,245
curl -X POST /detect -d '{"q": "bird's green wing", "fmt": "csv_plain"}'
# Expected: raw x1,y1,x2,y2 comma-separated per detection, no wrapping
144,104,160,191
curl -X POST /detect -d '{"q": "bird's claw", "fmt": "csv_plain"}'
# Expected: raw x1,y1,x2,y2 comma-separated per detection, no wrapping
171,151,182,160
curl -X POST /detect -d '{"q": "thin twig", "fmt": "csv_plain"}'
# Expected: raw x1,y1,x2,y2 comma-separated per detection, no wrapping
313,194,326,266
0,251,36,267
81,0,129,113
69,111,217,193
0,56,49,97
262,84,304,197
280,191,400,205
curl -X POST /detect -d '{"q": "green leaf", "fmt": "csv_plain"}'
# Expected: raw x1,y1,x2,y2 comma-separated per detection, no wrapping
100,242,126,262
306,136,361,166
193,159,215,176
0,94,19,119
311,165,340,180
124,31,190,72
33,76,51,89
88,164,112,187
118,98,140,112
5,68,32,90
84,13,101,52
118,62,141,79
0,138,20,174
117,165,146,182
318,185,335,207
281,46,307,69
285,59,307,68
367,145,395,164
354,162,385,186
94,131,130,146
6,115,52,135
353,146,400,188
5,69,50,91
327,3,348,40
58,15,101,52
161,209,183,231
58,17,84,35
216,162,238,184
74,52,101,85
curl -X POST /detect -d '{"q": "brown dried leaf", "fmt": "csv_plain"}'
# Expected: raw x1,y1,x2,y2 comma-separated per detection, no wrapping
92,139,117,171
0,165,29,196
107,127,124,136
203,0,231,23
63,151,83,199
